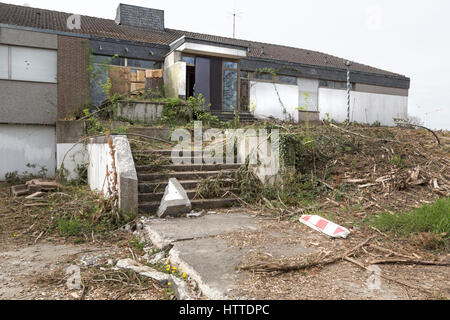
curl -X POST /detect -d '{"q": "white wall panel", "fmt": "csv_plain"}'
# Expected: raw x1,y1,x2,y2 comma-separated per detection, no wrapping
11,46,57,83
318,88,408,126
250,81,299,121
318,88,348,123
298,78,319,111
351,91,408,126
57,143,89,181
0,45,8,79
0,124,56,180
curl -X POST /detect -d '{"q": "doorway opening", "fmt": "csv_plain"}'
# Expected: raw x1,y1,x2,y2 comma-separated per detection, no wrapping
186,65,195,99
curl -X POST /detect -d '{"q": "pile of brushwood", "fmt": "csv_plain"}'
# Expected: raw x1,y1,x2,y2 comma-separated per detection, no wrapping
0,182,136,247
210,121,449,222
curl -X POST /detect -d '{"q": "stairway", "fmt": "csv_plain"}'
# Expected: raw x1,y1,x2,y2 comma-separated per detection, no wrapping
211,111,257,123
133,149,243,215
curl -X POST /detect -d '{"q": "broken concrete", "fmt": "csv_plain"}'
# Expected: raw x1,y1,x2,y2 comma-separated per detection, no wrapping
157,178,192,218
115,258,194,300
88,135,138,213
169,237,245,300
144,212,259,250
140,212,319,300
116,258,170,287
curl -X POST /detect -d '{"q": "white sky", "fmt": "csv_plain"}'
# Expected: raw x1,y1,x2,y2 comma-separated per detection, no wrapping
6,0,450,130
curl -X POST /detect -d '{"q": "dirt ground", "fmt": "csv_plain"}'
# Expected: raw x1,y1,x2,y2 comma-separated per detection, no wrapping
0,125,449,300
223,216,450,300
0,183,168,300
0,201,448,300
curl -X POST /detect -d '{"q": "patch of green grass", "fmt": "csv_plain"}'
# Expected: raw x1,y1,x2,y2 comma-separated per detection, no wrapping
57,217,89,237
391,154,406,168
130,238,147,254
371,198,450,248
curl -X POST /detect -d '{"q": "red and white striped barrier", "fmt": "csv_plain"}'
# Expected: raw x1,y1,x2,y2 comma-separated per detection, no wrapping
299,215,350,239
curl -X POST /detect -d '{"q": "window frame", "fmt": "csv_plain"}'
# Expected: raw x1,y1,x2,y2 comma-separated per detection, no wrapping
222,59,241,111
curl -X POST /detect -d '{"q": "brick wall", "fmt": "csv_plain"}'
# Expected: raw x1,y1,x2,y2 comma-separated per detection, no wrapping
57,36,90,119
115,4,164,31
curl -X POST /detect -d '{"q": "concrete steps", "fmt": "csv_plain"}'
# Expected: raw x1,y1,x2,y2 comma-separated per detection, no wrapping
139,179,236,193
139,198,239,213
138,170,236,182
211,111,257,123
136,163,242,172
139,188,241,203
133,147,242,215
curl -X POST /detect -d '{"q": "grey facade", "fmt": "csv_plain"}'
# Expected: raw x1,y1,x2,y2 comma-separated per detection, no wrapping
0,27,58,125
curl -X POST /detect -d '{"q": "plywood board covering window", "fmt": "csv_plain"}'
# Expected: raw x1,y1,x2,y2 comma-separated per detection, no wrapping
11,46,57,83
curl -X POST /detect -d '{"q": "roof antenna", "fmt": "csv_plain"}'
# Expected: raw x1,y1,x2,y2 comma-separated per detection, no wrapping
228,1,243,39
228,12,243,38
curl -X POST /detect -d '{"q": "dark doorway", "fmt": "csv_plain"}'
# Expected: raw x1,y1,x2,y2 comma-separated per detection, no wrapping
186,66,195,98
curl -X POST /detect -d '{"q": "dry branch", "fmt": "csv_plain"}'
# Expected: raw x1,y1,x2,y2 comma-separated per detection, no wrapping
239,236,376,274
370,258,450,266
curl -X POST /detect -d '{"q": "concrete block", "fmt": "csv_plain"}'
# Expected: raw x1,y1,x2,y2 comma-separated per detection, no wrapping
115,101,165,123
157,178,192,218
113,136,139,214
116,258,170,286
298,110,320,123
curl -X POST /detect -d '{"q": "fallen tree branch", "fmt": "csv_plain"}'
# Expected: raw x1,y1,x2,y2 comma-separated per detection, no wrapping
370,258,450,266
369,244,417,260
239,236,376,274
327,123,403,144
394,118,441,145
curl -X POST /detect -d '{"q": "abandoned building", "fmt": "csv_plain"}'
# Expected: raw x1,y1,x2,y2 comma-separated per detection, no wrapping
0,2,410,183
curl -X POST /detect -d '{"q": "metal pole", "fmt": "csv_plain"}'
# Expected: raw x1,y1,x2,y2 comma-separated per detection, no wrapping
345,61,352,126
233,13,236,38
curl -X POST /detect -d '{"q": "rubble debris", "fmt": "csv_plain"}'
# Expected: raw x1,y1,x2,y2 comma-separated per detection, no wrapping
10,185,29,197
148,252,166,264
25,192,46,200
10,179,63,198
115,258,194,300
157,178,192,218
116,258,170,287
299,215,351,239
187,210,204,218
169,275,193,300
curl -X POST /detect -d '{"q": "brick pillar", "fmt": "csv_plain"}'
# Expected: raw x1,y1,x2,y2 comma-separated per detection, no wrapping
57,36,90,119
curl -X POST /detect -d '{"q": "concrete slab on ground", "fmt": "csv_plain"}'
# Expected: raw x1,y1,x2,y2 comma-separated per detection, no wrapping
143,213,260,249
142,212,316,300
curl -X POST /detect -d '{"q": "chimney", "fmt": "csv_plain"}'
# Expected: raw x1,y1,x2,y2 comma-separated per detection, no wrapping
115,3,165,31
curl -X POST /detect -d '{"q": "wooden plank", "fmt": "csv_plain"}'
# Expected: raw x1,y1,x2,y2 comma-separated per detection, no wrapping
137,70,146,82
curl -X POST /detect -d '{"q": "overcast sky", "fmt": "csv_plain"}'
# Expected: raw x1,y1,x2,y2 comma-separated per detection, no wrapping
6,0,450,130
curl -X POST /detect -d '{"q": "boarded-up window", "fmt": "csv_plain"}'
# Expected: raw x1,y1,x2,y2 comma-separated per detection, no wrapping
11,46,57,83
